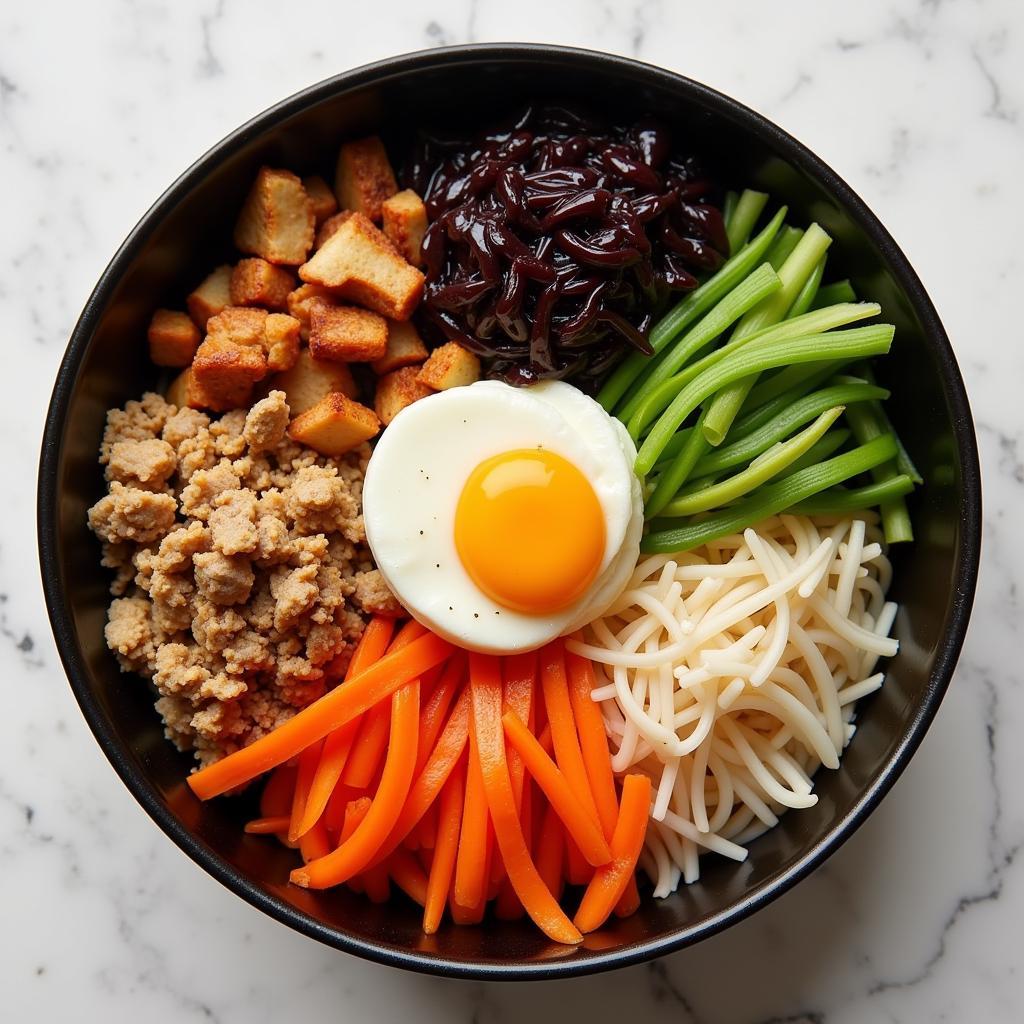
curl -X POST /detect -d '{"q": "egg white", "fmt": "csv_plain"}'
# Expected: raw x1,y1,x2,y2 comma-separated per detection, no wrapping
362,380,641,654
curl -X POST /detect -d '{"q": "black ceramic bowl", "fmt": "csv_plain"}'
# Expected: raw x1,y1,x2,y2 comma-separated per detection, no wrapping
38,44,981,979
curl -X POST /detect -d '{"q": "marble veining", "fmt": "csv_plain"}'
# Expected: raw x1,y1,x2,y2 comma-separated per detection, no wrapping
3,0,1023,1020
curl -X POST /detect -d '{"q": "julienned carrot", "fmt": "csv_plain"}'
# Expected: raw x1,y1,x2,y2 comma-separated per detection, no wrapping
323,782,354,839
416,803,438,850
260,764,297,820
387,848,429,906
565,651,619,838
188,632,452,799
288,739,324,843
244,815,290,835
291,681,421,889
470,652,582,945
342,620,428,789
371,687,471,866
564,833,593,885
502,711,612,867
564,650,643,914
299,816,331,863
574,774,652,933
295,617,396,837
416,655,466,774
540,642,604,834
502,651,536,805
534,800,566,901
453,728,491,909
423,761,465,934
362,864,391,903
341,703,391,788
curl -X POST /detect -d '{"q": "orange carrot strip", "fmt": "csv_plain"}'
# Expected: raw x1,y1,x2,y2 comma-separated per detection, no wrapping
291,681,421,889
361,864,391,903
574,774,652,933
341,703,391,788
323,783,354,841
538,722,553,755
388,849,429,906
502,711,611,867
371,687,471,866
188,632,452,799
341,620,427,789
300,816,331,863
417,803,438,850
288,739,324,843
296,618,396,837
340,797,372,837
423,760,465,935
502,651,536,807
540,641,602,831
416,654,465,774
470,653,581,945
449,890,486,925
260,764,297,819
244,816,291,835
564,834,593,886
453,726,490,909
614,881,642,918
534,801,565,902
565,651,619,838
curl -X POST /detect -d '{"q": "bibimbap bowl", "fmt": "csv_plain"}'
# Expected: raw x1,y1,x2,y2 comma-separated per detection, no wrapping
38,45,980,979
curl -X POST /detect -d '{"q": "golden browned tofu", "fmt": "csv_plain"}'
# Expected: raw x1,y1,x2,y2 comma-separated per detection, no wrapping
374,366,433,425
166,367,224,411
266,348,357,416
263,313,301,372
288,392,380,455
286,283,335,340
229,258,295,310
309,305,388,363
302,174,338,225
417,341,481,390
299,212,425,321
270,348,357,413
334,136,398,223
147,309,200,367
191,336,268,412
381,189,428,266
206,306,268,349
314,210,353,251
370,320,428,375
186,264,233,329
233,166,315,266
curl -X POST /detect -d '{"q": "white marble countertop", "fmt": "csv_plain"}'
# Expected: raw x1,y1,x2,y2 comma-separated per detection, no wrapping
4,0,1022,1020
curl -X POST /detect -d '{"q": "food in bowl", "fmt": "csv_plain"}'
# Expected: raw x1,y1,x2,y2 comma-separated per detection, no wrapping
85,107,919,945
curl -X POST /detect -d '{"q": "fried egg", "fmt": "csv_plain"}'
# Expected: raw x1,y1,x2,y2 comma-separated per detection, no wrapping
362,380,642,653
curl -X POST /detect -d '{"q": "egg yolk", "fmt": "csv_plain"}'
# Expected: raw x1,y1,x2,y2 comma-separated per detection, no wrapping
454,449,606,615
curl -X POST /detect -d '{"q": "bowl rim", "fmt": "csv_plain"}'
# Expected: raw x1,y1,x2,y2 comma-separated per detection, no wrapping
37,42,982,981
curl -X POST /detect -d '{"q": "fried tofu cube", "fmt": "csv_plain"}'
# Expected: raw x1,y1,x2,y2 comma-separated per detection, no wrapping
263,313,301,372
314,210,353,250
233,166,315,265
382,189,428,266
288,392,380,455
186,265,233,329
334,136,398,223
167,367,224,411
417,342,481,391
371,320,428,375
286,283,335,340
374,366,433,425
266,348,357,416
302,175,338,225
191,336,268,412
205,306,268,349
299,212,425,321
309,305,388,363
147,309,200,367
229,258,295,310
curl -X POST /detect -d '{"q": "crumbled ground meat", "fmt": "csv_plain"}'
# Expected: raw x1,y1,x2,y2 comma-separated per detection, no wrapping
88,389,403,768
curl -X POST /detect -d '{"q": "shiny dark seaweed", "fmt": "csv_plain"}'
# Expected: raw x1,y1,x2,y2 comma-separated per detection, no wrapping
405,106,728,388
